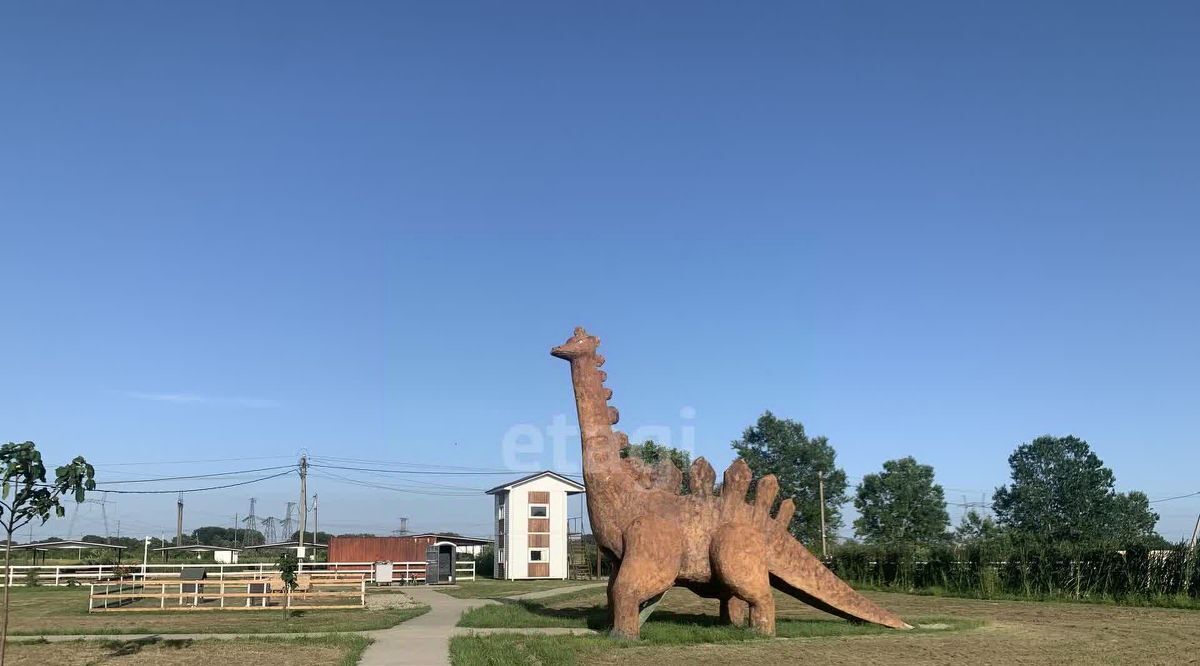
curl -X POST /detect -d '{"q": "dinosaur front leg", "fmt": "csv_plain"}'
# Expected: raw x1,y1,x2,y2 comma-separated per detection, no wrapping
609,516,682,640
711,523,775,636
720,596,749,627
605,558,619,627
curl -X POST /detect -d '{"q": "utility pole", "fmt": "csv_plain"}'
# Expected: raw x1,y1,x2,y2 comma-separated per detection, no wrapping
233,513,239,549
176,494,184,547
312,494,319,544
818,471,828,559
1189,512,1200,551
298,455,308,557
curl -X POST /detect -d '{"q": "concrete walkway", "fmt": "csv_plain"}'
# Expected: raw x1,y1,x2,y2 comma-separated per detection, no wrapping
502,582,606,601
358,586,496,666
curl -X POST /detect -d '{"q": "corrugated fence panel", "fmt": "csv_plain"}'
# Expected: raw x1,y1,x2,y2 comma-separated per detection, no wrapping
328,536,438,563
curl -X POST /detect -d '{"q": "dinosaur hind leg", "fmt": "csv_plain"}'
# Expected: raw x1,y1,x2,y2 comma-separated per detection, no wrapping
711,523,775,636
720,596,749,627
609,517,682,639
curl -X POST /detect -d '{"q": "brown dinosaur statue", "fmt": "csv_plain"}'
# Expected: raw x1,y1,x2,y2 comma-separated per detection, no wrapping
551,327,912,639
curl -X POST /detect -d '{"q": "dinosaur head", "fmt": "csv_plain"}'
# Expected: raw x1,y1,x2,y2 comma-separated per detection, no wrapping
551,326,601,361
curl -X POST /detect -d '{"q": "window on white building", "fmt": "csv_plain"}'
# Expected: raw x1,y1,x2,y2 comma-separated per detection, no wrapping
529,504,548,518
529,549,547,561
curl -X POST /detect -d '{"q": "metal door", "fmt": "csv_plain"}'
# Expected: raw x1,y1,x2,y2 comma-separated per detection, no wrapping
439,549,453,583
425,544,439,584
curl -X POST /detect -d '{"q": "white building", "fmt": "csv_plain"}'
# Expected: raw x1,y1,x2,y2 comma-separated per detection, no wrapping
485,471,584,580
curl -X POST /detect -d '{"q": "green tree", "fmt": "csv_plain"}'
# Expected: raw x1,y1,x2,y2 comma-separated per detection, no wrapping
620,439,692,493
853,456,950,545
0,441,95,664
992,435,1159,547
275,552,299,617
953,509,1005,546
191,526,237,548
286,530,334,544
731,412,847,547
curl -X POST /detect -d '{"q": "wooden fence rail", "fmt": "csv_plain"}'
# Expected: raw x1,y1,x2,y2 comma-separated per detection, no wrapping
88,578,368,612
1,560,475,587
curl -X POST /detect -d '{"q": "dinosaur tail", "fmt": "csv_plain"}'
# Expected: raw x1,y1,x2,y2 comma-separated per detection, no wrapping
768,535,912,630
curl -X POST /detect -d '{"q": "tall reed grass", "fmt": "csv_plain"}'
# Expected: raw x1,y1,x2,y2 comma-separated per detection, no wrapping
829,543,1200,605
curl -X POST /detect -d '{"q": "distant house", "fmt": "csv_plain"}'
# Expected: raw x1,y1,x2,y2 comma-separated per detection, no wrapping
485,471,585,580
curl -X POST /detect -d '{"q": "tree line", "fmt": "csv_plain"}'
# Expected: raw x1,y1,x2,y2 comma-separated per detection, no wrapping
630,411,1168,551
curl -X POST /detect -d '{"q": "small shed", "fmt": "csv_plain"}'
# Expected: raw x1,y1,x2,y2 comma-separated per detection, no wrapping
425,541,458,584
153,544,241,563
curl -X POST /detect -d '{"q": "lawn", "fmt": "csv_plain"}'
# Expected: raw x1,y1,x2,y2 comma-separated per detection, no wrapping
436,578,595,599
452,586,1200,665
5,634,371,666
2,586,427,635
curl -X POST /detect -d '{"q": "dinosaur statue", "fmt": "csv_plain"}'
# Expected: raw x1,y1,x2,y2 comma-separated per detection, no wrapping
551,327,912,639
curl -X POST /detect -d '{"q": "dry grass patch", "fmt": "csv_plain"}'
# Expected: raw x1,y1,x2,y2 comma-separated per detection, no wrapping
452,587,1200,665
5,634,370,666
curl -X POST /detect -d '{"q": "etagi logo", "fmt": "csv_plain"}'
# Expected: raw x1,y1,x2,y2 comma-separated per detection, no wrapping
500,407,698,473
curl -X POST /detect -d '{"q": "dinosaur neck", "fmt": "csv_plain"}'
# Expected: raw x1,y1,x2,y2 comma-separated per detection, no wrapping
567,355,622,480
566,354,631,550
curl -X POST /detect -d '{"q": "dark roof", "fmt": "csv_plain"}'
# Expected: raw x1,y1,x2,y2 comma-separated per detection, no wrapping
13,539,127,550
153,544,241,552
484,470,585,495
407,533,492,545
241,540,328,550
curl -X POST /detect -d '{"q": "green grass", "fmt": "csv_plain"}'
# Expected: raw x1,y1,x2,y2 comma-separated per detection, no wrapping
2,586,428,635
459,599,977,638
436,578,597,599
450,618,980,665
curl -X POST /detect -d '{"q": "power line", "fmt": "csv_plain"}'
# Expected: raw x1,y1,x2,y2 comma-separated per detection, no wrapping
310,470,482,497
1149,490,1200,504
101,465,297,484
308,462,523,476
309,455,517,473
308,462,583,480
89,470,295,495
92,455,297,467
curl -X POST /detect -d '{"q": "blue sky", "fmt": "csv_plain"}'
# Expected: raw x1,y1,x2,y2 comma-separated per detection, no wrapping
2,2,1197,543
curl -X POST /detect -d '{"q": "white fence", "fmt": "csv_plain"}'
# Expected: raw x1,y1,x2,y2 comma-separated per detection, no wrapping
1,559,475,587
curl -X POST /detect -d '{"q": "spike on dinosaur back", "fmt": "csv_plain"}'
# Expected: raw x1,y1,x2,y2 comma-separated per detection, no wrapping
754,475,779,522
625,456,654,489
614,431,630,449
650,459,683,493
690,458,716,496
775,498,796,531
722,459,752,500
